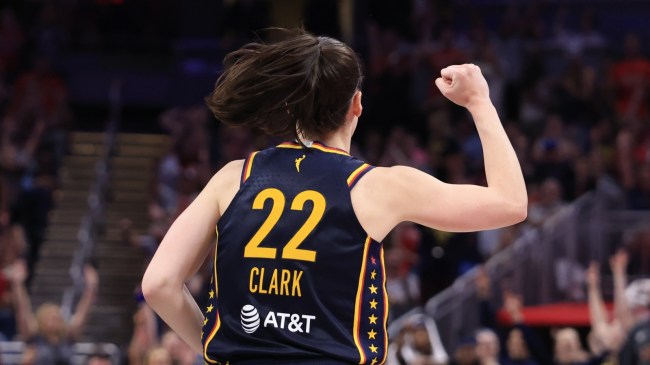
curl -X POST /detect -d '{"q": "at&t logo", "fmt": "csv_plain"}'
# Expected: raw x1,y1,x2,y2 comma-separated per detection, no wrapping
240,305,260,333
240,304,316,334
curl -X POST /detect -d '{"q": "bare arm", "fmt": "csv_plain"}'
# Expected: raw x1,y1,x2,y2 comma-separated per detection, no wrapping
586,263,609,341
142,160,242,353
68,264,99,340
355,65,527,239
610,250,634,332
128,303,158,365
9,260,38,339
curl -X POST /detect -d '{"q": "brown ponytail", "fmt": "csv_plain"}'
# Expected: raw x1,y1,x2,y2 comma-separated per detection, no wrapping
205,29,362,142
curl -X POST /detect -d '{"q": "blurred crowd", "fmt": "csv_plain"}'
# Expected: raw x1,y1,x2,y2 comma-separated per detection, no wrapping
0,0,650,364
385,250,650,365
0,0,72,352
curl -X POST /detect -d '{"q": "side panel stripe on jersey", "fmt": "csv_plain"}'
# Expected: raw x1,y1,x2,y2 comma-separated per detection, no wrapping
241,151,259,183
352,236,372,364
380,246,389,365
203,229,222,364
347,164,372,188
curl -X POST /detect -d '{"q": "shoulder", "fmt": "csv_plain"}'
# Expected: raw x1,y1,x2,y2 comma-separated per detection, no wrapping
351,165,432,240
206,160,246,189
205,159,244,194
357,165,428,193
200,160,244,215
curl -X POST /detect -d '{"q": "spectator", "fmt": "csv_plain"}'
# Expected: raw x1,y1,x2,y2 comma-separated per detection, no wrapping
607,33,650,121
144,346,173,365
553,328,590,365
451,337,479,365
387,314,449,365
161,330,201,365
128,294,158,365
87,353,112,365
627,163,650,210
527,178,567,228
585,262,624,362
617,275,650,365
475,328,500,365
8,259,98,365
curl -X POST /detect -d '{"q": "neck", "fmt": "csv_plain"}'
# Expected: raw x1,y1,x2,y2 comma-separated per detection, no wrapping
318,128,353,153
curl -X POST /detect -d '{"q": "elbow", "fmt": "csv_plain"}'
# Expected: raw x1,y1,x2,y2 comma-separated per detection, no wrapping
513,200,528,224
503,197,528,226
141,267,174,306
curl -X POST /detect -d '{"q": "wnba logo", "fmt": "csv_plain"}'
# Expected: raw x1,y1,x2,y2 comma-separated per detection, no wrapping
240,305,260,333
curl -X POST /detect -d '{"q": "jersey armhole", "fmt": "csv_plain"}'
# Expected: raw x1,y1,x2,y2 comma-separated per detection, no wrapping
347,163,374,189
240,151,259,184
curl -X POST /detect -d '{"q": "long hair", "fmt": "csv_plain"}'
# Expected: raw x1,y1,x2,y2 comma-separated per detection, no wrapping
206,29,363,142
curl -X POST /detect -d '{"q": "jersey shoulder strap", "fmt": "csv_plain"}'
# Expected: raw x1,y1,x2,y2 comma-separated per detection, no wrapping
241,150,260,184
346,160,374,189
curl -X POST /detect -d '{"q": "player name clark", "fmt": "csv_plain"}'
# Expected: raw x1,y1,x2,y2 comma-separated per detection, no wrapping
249,267,304,297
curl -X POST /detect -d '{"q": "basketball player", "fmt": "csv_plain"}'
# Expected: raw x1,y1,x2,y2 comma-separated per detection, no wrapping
142,30,527,365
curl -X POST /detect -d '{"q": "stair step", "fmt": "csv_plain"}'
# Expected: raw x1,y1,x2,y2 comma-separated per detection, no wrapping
108,180,150,190
70,143,105,156
44,230,82,241
114,145,164,158
58,179,95,190
55,190,91,200
116,133,169,145
30,276,70,287
110,156,156,168
70,132,106,144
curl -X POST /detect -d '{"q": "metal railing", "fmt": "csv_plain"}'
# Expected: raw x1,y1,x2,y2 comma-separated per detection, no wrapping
390,185,650,351
0,341,121,365
61,80,121,322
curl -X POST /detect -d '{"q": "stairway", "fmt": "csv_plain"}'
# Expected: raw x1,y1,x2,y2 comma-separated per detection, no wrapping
83,133,169,344
32,132,169,346
32,132,105,309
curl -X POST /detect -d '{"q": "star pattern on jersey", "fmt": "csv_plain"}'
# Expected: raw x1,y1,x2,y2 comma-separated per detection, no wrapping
369,284,378,294
368,314,378,325
363,246,383,363
209,290,215,299
206,304,214,313
203,317,209,326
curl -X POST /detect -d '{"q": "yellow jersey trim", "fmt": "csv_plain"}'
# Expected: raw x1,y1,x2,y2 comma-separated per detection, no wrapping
352,236,372,364
380,246,389,364
347,163,371,187
276,141,351,156
242,151,259,183
203,229,222,363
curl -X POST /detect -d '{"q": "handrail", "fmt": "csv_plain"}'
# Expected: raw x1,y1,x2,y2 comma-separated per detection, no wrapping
61,79,121,321
388,189,650,351
0,341,121,365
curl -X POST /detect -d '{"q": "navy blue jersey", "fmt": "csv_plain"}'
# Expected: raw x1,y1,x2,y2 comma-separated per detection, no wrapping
202,141,387,365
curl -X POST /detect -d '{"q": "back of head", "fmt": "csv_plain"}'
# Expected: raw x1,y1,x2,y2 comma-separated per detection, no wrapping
206,29,362,142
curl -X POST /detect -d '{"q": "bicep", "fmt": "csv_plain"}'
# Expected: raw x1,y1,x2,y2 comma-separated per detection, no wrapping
386,166,522,232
